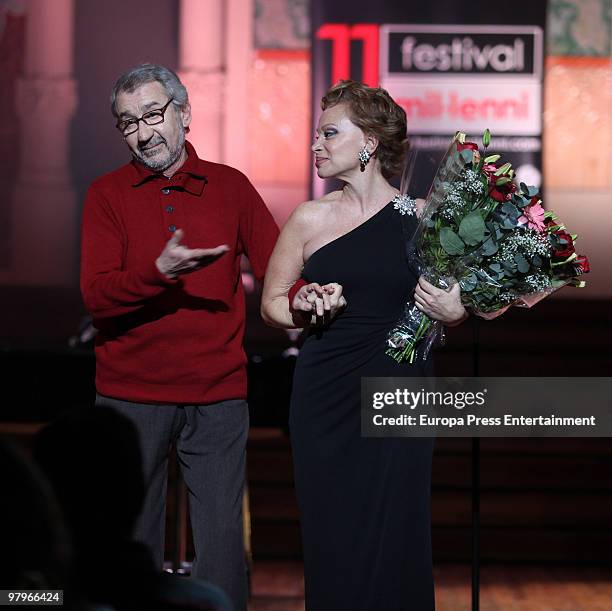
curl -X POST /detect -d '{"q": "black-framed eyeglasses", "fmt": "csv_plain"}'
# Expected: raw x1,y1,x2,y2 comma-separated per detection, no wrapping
116,98,174,136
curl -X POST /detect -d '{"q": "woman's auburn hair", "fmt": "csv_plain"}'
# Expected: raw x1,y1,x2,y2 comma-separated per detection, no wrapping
321,80,409,179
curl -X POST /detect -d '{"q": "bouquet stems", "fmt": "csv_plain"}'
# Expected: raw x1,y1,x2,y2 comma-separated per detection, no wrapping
386,305,434,363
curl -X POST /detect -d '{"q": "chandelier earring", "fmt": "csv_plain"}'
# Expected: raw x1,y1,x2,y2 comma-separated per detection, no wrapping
358,146,371,172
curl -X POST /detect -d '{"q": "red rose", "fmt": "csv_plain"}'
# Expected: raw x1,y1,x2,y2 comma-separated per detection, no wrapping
552,230,575,258
489,175,517,202
456,141,479,152
574,254,590,274
489,187,508,202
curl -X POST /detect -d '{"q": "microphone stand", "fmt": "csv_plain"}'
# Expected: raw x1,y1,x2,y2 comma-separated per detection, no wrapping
471,315,481,611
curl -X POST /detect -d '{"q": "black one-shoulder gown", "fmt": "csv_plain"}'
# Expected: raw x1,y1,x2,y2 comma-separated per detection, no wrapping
290,200,436,611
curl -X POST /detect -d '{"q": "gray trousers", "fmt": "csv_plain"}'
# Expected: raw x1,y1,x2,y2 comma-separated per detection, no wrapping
95,394,249,611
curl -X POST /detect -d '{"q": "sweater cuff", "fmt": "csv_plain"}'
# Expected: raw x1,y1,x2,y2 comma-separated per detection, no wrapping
288,278,307,311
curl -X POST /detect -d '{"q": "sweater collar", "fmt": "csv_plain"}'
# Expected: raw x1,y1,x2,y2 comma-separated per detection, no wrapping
130,140,207,195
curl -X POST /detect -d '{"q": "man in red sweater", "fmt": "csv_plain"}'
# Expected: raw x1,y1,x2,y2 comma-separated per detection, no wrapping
80,64,279,610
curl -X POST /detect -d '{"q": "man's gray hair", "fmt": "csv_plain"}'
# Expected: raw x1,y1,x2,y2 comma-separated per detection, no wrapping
110,63,188,117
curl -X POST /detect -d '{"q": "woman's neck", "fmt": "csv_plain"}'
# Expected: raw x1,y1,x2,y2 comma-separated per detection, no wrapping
340,168,398,214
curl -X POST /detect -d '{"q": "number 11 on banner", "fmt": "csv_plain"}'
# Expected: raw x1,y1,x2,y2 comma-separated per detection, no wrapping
316,24,380,87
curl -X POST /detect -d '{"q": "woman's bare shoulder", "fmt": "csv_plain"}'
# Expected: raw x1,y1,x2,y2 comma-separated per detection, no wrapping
287,191,342,227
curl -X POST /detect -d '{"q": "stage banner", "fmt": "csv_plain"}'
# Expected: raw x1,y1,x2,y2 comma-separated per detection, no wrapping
311,1,546,199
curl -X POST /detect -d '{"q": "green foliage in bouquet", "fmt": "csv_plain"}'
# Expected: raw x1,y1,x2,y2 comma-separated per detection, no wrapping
386,129,590,363
417,129,589,315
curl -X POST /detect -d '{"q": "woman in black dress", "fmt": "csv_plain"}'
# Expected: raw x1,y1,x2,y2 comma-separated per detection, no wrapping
261,81,467,611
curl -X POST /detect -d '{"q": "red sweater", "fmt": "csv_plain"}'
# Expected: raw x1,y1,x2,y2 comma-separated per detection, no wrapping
80,141,279,404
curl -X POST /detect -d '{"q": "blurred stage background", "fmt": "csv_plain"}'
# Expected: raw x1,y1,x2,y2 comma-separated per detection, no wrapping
1,1,611,609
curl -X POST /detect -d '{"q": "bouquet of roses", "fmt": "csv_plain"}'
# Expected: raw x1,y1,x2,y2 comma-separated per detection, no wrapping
386,130,590,364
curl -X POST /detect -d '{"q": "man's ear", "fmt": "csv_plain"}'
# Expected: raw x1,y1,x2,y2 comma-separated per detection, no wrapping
181,101,192,130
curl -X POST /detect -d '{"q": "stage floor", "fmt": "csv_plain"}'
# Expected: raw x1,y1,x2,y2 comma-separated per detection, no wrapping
249,562,612,610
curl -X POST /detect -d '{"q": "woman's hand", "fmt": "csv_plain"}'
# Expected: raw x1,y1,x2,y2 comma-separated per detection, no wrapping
292,282,347,325
414,277,468,326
